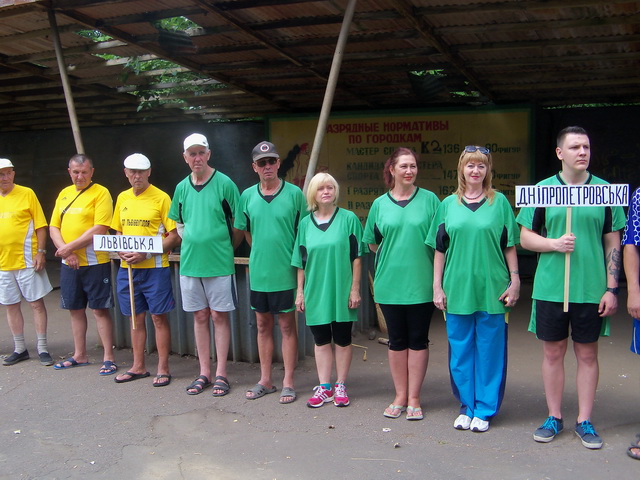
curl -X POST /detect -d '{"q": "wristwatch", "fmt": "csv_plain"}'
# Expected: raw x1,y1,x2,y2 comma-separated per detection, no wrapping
606,287,619,295
37,249,46,254
145,253,152,260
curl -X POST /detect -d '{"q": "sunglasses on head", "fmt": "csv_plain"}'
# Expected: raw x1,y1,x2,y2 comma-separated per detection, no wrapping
255,157,278,167
464,145,490,154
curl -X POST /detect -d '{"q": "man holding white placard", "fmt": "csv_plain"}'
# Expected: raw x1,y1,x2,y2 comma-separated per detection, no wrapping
111,154,180,386
517,126,625,449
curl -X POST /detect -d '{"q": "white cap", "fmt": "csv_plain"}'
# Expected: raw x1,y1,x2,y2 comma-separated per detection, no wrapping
183,133,209,152
123,153,151,170
0,158,14,169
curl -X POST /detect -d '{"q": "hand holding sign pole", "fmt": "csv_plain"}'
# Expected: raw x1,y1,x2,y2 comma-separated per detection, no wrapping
127,264,136,328
516,184,628,312
563,207,572,312
92,234,164,329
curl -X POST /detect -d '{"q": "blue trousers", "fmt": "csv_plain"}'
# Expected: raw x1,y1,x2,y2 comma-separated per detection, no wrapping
446,312,508,421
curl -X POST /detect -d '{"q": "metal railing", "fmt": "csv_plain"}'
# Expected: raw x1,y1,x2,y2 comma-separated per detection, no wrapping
110,255,376,362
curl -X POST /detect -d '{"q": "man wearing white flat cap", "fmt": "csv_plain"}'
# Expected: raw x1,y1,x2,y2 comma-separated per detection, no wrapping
169,133,241,397
112,153,180,386
0,158,54,366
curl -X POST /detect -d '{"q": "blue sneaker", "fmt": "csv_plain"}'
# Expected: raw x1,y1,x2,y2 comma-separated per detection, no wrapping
575,420,603,449
533,416,564,443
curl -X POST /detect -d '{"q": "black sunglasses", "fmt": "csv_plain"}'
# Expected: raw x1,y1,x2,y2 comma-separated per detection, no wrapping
255,158,278,167
464,145,490,154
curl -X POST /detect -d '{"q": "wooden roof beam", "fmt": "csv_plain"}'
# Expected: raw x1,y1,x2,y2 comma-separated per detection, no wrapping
0,23,78,44
6,39,127,64
413,0,637,16
44,2,290,111
456,34,640,53
190,0,375,107
0,55,140,105
437,12,640,35
391,0,495,102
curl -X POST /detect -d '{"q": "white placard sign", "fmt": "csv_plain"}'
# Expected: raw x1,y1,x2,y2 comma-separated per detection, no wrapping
515,184,629,208
93,234,163,254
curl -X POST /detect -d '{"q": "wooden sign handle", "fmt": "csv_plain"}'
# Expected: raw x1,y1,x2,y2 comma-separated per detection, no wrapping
563,207,572,312
128,264,137,329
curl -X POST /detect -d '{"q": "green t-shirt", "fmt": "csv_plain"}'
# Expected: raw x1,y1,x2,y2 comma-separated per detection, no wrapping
516,173,626,304
169,170,239,277
363,188,440,304
291,208,366,326
235,180,307,292
426,192,519,315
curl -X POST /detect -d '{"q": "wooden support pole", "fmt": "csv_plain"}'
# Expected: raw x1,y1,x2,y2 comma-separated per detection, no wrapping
48,8,85,154
302,0,358,193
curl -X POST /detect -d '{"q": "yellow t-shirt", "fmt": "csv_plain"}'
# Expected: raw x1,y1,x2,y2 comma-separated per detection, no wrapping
50,183,113,266
0,184,48,271
111,184,176,269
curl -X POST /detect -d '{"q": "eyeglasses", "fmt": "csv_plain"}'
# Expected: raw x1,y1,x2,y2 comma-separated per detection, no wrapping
464,145,490,154
255,158,278,168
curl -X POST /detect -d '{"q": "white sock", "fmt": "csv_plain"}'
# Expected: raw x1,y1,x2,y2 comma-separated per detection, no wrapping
36,334,48,354
13,334,26,354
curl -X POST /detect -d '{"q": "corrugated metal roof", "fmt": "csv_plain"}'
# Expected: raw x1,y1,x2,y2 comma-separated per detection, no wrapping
0,0,638,131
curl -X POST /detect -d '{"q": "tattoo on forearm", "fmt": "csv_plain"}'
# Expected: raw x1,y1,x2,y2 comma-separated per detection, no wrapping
607,247,621,281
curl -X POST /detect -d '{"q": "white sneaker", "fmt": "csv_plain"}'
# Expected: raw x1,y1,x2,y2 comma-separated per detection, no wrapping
454,414,472,430
470,417,490,432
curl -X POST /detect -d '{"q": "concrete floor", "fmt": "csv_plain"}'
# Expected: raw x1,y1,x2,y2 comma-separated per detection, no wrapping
0,280,639,479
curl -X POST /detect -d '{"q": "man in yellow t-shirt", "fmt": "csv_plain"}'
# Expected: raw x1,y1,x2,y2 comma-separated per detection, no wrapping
111,153,180,387
0,158,53,366
50,154,117,375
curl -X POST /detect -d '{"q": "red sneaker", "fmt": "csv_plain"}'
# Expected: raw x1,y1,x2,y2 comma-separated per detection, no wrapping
333,382,350,407
307,385,334,408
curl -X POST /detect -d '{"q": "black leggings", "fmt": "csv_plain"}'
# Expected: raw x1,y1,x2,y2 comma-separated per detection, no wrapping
309,321,353,347
379,302,435,351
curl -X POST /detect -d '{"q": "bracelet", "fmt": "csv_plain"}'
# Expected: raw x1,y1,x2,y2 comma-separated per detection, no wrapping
37,249,46,254
606,287,619,295
510,270,519,275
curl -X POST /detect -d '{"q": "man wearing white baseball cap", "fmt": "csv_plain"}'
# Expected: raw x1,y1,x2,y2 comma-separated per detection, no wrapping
169,133,242,396
112,153,180,386
0,158,54,366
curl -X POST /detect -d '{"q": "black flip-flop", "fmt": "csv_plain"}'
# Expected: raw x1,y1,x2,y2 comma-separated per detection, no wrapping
186,375,211,395
114,371,150,383
212,375,230,397
153,374,172,387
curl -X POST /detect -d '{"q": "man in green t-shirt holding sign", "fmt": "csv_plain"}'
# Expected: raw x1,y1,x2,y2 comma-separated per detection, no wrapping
517,126,625,450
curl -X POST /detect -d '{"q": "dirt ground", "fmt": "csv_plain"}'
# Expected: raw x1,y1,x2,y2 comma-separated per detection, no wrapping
1,280,639,479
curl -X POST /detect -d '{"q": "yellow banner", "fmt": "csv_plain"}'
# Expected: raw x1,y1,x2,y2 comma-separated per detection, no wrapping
269,109,531,222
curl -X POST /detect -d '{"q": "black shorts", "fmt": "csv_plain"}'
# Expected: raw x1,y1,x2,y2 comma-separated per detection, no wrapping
379,302,435,351
309,321,353,347
250,289,295,314
60,263,113,310
534,300,603,344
